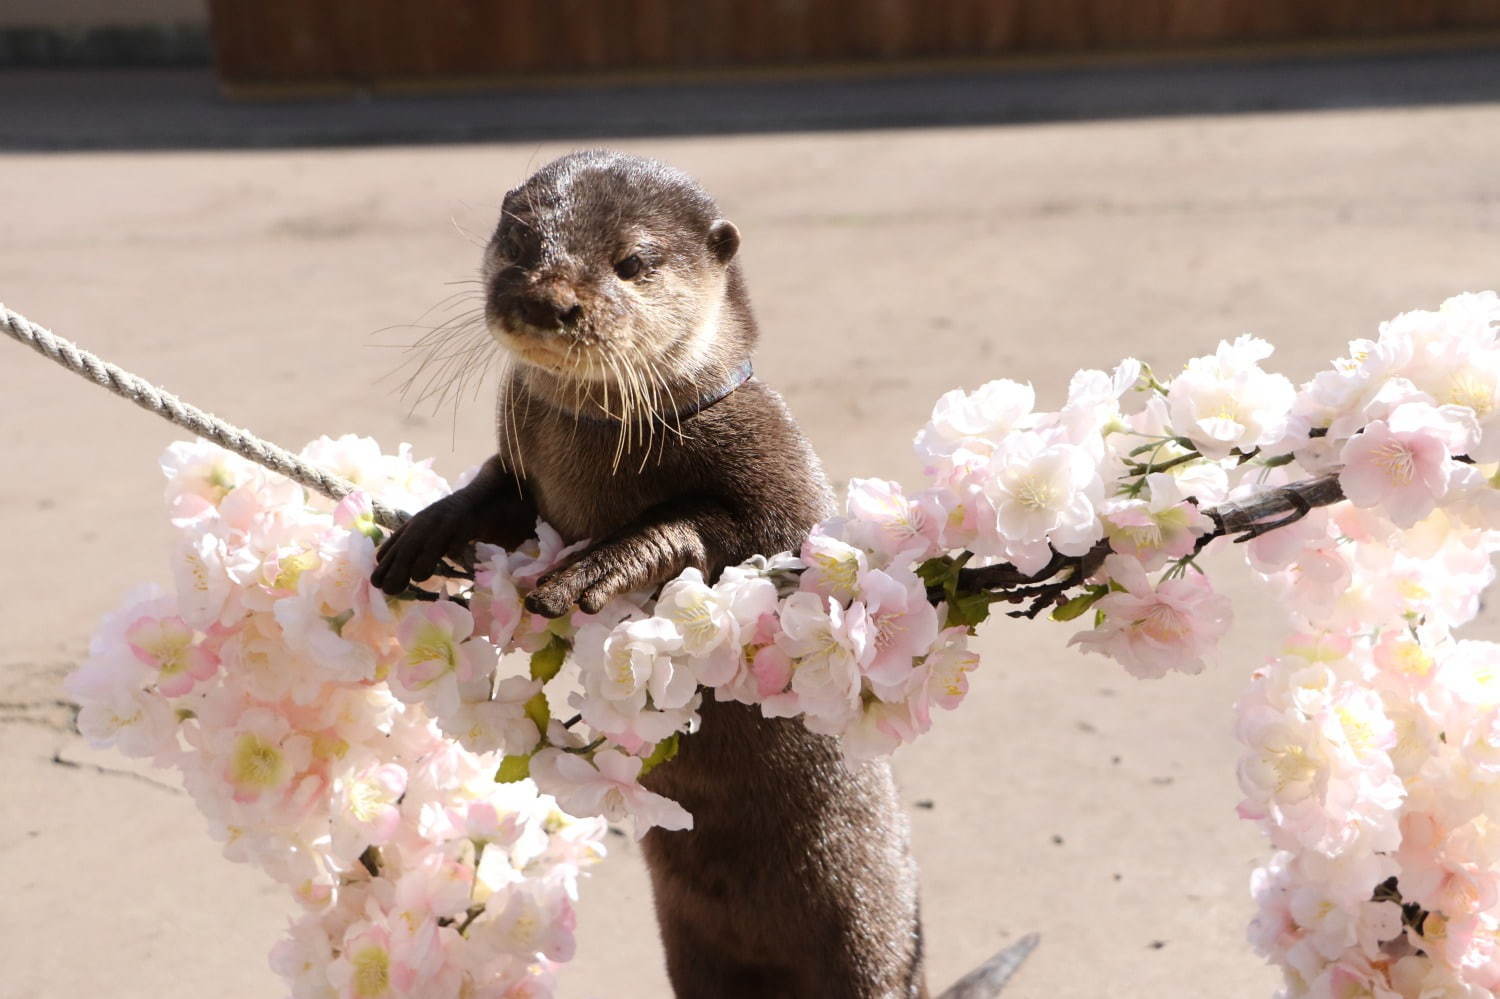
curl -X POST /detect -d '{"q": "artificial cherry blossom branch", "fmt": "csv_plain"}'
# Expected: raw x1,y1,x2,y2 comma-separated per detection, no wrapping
941,471,1346,622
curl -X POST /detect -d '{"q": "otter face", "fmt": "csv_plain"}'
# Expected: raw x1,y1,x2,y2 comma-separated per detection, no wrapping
483,151,741,385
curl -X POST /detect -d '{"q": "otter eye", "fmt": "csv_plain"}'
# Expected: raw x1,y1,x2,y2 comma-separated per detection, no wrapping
614,254,644,280
501,227,529,261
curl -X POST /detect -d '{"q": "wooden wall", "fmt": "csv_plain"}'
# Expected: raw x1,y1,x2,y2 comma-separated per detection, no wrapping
208,0,1500,89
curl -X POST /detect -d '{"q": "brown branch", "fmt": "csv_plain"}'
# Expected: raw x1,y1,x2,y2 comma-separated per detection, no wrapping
953,471,1346,599
1207,472,1344,539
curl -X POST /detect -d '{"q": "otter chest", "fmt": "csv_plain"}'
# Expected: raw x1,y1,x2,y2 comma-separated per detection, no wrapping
515,420,694,544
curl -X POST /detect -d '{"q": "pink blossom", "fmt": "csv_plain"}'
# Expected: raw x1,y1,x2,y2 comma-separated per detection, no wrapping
1101,473,1214,570
840,697,925,761
856,567,940,688
480,883,577,963
843,478,942,562
1166,334,1296,458
1070,555,1231,677
69,679,178,759
219,707,314,805
529,748,692,839
330,763,408,865
392,600,497,716
1338,402,1473,528
775,591,869,725
798,530,868,604
472,543,526,648
125,615,219,696
918,627,979,712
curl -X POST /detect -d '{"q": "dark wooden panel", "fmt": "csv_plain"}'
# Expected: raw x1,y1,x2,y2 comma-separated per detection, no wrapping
208,0,1500,89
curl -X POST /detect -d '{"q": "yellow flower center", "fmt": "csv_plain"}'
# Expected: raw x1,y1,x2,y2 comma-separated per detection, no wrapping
405,623,457,676
206,464,235,503
1336,706,1375,754
673,597,719,647
1013,475,1058,512
1392,642,1433,677
273,549,321,592
230,733,286,790
1446,370,1493,416
138,630,193,677
607,646,636,687
812,551,860,596
1270,744,1317,792
1372,439,1416,486
347,778,386,823
350,945,391,997
183,549,212,595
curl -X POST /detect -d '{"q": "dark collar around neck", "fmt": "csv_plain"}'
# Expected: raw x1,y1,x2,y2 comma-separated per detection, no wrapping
575,358,754,426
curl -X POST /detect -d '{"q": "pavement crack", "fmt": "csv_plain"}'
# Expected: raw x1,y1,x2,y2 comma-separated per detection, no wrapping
49,749,182,795
0,696,79,734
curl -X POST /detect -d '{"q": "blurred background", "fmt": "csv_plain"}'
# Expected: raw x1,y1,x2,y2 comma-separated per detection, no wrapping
2,3,1499,998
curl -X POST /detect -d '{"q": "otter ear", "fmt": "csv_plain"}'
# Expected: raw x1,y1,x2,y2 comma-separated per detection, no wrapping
707,219,740,265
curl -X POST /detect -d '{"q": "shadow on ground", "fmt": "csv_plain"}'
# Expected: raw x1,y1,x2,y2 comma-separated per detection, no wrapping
1,45,1498,150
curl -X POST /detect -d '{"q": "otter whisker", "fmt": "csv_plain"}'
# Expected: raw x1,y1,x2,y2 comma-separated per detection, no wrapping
601,349,641,473
617,344,664,473
368,294,484,344
601,340,665,474
616,340,688,470
394,318,501,428
565,340,589,452
449,216,489,250
600,351,630,471
499,358,526,480
399,326,493,409
633,342,688,446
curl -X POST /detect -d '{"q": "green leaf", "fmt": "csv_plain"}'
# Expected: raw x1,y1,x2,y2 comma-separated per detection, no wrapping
1051,588,1105,622
529,634,570,683
523,691,551,735
946,592,996,630
324,609,355,637
495,754,531,783
916,555,957,591
639,733,681,776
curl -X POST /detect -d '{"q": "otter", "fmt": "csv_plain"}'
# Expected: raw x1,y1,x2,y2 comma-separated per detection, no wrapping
371,151,1011,998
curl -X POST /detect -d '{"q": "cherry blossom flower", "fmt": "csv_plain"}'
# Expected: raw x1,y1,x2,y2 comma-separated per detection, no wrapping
915,377,1035,461
1167,334,1296,458
73,293,1500,997
124,614,219,696
987,432,1103,564
1339,402,1475,528
798,530,869,604
1070,555,1231,677
392,601,498,717
843,477,942,563
856,566,940,688
775,591,870,726
529,748,691,839
1101,473,1214,570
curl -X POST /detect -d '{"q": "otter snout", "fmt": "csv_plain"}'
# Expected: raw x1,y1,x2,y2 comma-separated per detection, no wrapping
514,285,582,331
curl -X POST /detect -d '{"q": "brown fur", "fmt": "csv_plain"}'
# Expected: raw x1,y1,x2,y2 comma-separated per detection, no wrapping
373,150,927,998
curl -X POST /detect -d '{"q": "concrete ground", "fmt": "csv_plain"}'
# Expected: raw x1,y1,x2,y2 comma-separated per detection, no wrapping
2,65,1499,999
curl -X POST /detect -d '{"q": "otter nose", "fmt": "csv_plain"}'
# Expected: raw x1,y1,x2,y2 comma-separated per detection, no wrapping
517,289,582,331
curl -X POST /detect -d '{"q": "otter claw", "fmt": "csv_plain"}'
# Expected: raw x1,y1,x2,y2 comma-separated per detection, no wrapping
526,561,618,618
525,573,582,618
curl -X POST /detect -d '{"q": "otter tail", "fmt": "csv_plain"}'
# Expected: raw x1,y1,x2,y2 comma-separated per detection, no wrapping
935,933,1040,999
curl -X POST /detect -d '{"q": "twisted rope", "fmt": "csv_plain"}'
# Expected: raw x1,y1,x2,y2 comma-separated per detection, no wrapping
1,302,410,530
3,297,1347,618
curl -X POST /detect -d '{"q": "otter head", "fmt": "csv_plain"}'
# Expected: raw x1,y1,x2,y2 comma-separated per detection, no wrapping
484,151,747,400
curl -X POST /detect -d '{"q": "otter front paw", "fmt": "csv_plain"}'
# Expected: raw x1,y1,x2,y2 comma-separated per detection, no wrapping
525,559,617,618
371,495,476,596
